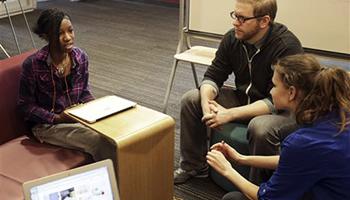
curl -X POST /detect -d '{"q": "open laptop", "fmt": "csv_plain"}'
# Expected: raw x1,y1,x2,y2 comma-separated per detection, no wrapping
23,159,120,200
66,95,137,123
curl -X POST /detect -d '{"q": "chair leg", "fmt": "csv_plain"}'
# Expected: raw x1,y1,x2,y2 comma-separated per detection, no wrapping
190,62,199,88
3,1,21,54
0,43,10,58
17,0,36,49
162,59,179,113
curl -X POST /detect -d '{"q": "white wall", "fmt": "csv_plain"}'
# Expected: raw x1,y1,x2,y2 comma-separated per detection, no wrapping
0,0,37,19
189,0,350,54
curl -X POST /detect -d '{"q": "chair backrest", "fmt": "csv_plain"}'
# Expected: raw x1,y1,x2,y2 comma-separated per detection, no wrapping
0,50,36,144
176,0,223,54
0,0,37,19
187,0,233,36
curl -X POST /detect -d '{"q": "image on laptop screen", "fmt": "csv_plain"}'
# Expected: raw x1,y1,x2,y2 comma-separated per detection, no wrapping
23,159,120,200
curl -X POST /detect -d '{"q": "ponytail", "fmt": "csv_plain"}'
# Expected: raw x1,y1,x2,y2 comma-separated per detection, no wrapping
296,67,350,132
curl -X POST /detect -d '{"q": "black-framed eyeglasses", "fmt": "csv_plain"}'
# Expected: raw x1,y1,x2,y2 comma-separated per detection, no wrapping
230,11,265,24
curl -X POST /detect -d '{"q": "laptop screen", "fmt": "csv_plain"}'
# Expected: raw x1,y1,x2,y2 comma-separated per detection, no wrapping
23,159,119,200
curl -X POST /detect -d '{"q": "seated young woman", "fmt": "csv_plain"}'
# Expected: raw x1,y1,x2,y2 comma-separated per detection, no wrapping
18,8,116,164
206,54,350,200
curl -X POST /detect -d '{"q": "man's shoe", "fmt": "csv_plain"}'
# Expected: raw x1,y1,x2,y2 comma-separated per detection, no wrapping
174,167,209,184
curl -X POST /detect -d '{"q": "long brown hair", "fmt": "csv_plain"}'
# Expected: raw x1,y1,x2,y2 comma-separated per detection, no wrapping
299,67,350,132
275,54,350,132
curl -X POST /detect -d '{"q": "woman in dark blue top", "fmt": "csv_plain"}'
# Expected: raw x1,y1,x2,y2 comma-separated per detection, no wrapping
207,54,350,200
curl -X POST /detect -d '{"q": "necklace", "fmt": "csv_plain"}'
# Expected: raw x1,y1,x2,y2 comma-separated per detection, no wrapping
57,65,65,76
53,54,70,77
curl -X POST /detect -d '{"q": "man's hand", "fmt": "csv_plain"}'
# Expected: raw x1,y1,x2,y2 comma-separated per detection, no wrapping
200,84,217,116
201,98,212,117
201,100,232,128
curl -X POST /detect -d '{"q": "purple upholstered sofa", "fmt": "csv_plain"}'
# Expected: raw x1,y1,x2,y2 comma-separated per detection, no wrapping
0,50,92,199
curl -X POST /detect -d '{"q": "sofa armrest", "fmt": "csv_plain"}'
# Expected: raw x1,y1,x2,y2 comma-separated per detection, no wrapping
0,50,36,144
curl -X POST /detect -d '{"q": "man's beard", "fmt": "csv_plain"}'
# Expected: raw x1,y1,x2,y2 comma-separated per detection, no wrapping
236,24,260,42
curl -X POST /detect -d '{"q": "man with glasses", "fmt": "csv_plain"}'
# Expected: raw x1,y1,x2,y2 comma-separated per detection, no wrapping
174,0,303,185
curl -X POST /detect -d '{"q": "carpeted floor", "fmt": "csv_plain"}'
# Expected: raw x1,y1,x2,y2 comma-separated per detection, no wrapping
0,0,348,199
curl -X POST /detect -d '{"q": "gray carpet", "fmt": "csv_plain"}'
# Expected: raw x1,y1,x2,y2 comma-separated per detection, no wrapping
0,0,225,199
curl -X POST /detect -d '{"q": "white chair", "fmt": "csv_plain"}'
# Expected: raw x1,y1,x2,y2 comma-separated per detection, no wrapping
162,0,222,113
0,43,10,58
162,46,217,112
0,0,36,56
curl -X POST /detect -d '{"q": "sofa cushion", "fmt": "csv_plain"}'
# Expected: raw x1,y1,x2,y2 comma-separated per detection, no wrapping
0,135,91,199
0,50,37,144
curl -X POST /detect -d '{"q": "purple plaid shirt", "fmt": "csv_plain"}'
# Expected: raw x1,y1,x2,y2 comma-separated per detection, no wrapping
18,45,94,125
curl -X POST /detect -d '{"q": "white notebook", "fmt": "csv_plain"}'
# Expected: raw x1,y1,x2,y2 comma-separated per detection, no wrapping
66,95,137,123
23,159,120,200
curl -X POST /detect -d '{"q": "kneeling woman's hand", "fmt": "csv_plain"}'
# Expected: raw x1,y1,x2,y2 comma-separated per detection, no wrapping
210,141,244,165
206,149,235,178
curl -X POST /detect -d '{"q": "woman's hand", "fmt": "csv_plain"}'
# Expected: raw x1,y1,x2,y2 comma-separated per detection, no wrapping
210,141,244,164
207,149,235,177
208,149,260,200
54,111,75,124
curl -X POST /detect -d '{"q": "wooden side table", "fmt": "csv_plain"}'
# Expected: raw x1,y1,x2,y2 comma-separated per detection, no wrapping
71,105,175,200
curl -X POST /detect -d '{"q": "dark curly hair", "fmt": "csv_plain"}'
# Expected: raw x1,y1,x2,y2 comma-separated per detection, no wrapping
33,8,71,48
